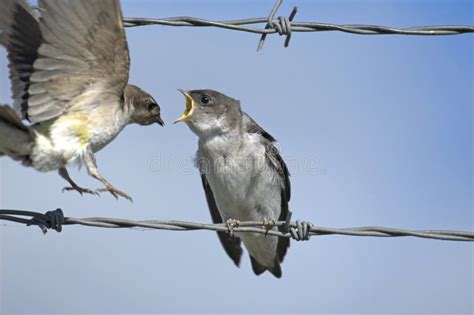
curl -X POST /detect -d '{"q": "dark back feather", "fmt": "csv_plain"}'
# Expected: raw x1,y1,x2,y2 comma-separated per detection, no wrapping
200,174,243,267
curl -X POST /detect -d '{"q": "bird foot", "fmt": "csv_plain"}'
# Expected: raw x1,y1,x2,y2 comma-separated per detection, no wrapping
289,220,312,241
95,185,133,202
62,185,99,197
262,218,276,236
225,218,240,238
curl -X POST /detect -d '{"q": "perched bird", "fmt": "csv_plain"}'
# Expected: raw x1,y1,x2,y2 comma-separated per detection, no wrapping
0,0,164,201
176,89,302,278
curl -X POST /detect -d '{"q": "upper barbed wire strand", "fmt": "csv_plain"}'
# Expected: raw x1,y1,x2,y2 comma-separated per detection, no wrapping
122,0,474,51
123,17,474,35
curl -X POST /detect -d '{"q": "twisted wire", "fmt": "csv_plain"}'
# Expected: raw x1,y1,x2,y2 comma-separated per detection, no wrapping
1,209,472,242
122,0,474,50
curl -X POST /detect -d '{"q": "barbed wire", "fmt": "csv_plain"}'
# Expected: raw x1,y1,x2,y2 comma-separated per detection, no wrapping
0,209,473,242
123,0,474,51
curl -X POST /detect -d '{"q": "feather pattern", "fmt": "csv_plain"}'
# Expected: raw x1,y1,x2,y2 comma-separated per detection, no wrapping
0,0,41,119
26,0,130,123
198,112,291,278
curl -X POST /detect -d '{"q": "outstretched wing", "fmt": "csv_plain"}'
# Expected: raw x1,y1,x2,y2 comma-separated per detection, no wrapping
200,174,243,266
26,0,130,123
243,112,291,262
0,0,42,119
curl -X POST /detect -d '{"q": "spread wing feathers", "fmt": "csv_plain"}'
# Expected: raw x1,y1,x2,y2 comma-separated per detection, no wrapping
26,0,130,123
200,174,243,266
0,0,15,44
0,0,41,120
243,112,291,265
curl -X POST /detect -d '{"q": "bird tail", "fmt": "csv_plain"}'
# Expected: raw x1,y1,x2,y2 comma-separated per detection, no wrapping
250,256,283,278
0,105,35,162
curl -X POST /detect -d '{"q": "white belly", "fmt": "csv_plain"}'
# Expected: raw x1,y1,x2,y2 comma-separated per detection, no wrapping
30,109,128,172
199,134,282,222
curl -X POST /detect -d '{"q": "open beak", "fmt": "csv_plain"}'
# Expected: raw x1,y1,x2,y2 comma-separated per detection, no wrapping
174,89,194,124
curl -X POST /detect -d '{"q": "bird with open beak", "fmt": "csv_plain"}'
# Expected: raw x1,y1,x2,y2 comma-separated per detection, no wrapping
0,0,164,201
176,89,308,278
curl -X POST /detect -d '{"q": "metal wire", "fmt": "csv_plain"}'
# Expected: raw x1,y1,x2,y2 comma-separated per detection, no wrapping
0,209,473,242
122,0,474,50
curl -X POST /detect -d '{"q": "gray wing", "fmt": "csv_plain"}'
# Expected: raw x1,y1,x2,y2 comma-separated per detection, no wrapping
0,0,42,120
26,0,130,123
242,112,290,201
200,174,243,267
243,112,291,262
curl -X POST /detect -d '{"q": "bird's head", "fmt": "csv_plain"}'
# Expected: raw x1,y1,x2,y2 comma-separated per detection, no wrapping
125,84,164,126
174,89,241,136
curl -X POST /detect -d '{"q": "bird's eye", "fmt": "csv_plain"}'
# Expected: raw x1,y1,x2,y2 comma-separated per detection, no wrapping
147,101,156,110
201,95,210,104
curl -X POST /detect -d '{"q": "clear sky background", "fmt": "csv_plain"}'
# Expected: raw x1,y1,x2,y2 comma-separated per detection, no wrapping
0,0,472,314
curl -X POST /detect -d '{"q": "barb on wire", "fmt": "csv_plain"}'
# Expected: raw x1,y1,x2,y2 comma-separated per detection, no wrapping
257,0,298,51
123,0,474,51
0,209,473,242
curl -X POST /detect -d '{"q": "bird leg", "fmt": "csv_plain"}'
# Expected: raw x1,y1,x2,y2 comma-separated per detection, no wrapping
262,218,276,236
59,167,98,196
83,147,133,202
225,218,240,238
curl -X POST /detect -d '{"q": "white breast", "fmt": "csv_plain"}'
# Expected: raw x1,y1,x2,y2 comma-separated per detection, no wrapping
198,133,283,221
87,106,130,153
30,103,130,172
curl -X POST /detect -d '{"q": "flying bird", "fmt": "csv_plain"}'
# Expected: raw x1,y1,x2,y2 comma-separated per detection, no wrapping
176,89,307,278
0,0,164,201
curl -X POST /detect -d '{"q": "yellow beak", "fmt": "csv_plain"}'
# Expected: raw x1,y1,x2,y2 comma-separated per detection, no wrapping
174,89,194,124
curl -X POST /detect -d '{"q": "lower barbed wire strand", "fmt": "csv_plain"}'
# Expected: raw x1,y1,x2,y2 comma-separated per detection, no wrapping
0,209,472,242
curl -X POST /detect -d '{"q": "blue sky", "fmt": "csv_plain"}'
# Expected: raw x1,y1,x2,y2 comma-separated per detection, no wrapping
0,0,472,314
